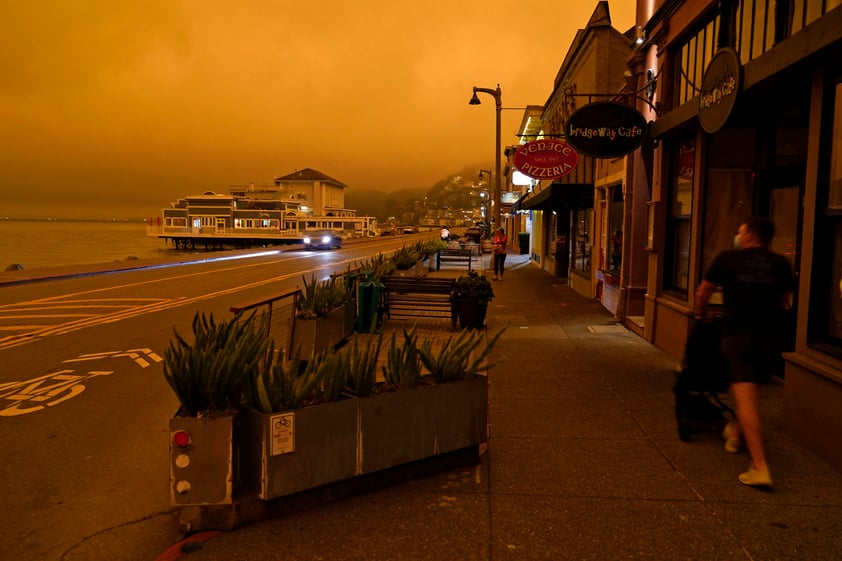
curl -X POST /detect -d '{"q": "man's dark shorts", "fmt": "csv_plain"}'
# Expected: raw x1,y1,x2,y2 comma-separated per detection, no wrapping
721,333,775,385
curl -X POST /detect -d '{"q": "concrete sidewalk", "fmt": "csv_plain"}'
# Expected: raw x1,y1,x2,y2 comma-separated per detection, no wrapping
167,253,842,561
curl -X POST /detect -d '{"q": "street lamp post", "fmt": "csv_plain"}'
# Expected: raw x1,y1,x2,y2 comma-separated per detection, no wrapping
469,84,502,231
478,169,492,226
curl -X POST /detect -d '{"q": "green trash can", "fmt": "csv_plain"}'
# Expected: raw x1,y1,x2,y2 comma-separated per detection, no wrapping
518,232,530,255
356,272,383,333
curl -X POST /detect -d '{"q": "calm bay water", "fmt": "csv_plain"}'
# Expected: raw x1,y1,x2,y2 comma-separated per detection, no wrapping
0,219,184,271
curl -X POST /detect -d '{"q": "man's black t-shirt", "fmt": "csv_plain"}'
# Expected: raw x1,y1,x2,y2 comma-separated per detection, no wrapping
704,247,794,334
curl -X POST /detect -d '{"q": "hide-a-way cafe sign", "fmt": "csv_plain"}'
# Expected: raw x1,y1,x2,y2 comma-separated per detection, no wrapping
564,101,648,158
513,138,579,180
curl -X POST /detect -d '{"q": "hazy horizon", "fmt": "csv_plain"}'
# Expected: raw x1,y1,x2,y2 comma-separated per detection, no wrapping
2,1,636,220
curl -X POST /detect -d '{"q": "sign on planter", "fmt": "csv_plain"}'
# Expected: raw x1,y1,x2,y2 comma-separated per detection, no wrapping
271,412,295,455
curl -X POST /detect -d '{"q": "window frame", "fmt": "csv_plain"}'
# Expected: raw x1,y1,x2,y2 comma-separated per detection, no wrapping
663,137,696,297
807,75,842,358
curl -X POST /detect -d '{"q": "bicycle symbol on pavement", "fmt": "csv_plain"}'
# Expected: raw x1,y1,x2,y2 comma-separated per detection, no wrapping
0,348,162,417
0,370,113,416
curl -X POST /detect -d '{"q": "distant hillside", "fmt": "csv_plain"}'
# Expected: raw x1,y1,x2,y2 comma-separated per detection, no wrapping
345,187,427,221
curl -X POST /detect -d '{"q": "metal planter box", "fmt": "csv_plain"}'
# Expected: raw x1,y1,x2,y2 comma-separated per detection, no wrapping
293,304,349,359
239,399,358,500
238,376,488,501
434,376,488,454
360,377,488,473
358,384,439,474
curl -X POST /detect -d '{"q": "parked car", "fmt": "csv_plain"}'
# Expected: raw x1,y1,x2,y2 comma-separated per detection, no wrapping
303,230,343,250
464,226,484,243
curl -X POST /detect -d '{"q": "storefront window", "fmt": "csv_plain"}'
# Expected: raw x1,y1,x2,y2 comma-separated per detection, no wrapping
609,186,624,274
664,139,695,294
809,80,842,352
573,208,592,273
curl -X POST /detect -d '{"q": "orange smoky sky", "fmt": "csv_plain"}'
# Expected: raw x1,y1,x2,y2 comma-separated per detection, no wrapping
0,1,635,219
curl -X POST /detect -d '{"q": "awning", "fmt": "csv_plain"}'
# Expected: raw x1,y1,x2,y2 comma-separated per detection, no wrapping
519,183,593,211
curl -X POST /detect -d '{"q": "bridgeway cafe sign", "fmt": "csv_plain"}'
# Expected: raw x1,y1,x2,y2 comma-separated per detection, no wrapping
513,139,579,180
564,101,648,158
698,47,741,134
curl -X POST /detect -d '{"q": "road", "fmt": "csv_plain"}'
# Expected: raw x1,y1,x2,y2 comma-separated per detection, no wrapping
0,234,431,561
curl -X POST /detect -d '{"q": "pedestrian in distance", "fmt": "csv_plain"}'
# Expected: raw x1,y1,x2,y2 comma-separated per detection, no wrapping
492,227,507,281
440,226,450,242
694,216,794,489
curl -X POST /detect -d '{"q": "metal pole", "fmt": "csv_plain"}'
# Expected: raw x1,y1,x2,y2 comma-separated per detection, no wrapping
470,84,503,230
494,86,502,230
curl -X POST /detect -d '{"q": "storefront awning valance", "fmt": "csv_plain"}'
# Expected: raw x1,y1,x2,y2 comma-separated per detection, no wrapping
519,183,593,211
512,192,528,212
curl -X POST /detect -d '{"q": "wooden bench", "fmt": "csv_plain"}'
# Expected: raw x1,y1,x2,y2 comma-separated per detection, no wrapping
436,248,473,271
380,277,456,329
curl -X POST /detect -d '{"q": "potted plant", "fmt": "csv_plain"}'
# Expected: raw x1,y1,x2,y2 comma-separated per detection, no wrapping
357,252,395,282
451,271,495,329
357,325,503,474
421,240,448,272
164,310,270,506
237,324,503,502
392,245,424,275
170,300,505,528
293,273,354,357
239,342,361,500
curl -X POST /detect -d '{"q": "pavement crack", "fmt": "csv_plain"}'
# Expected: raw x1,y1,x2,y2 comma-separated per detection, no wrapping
60,509,181,561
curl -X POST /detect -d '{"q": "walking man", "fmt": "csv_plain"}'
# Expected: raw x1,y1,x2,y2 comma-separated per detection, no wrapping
695,216,794,488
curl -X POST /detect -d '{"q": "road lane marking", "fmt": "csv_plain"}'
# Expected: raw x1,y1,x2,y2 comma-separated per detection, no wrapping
0,254,367,350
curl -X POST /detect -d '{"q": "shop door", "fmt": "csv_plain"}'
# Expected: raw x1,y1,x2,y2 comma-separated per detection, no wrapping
554,210,570,278
757,164,803,368
757,164,802,275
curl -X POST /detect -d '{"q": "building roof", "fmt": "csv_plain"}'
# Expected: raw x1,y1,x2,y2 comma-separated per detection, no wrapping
273,168,348,188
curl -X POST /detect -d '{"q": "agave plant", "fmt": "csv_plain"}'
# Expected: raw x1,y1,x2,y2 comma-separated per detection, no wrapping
244,341,355,413
345,332,384,397
295,274,352,319
163,311,270,417
392,245,423,270
421,239,447,257
357,252,395,282
381,325,423,390
417,325,506,383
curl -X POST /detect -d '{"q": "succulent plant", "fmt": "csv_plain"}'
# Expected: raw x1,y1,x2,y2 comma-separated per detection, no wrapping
164,311,270,417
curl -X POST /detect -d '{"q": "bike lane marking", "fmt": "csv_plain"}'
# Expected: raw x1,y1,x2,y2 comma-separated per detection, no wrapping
0,349,163,416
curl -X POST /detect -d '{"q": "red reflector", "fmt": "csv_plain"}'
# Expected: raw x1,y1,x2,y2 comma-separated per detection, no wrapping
172,430,191,447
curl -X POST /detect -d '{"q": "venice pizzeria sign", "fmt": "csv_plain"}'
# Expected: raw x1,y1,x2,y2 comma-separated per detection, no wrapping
513,139,579,180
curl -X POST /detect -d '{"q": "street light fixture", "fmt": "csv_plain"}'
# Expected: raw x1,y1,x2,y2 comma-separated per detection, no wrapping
478,191,490,223
478,169,492,225
469,84,502,230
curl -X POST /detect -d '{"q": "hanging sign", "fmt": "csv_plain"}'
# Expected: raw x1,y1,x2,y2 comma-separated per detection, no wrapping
698,47,741,134
513,139,579,180
564,101,648,158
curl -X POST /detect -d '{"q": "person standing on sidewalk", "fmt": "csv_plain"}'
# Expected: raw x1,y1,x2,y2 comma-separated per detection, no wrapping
492,227,507,281
694,216,794,488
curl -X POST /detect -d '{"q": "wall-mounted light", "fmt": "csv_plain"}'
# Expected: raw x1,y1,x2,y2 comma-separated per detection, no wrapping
632,26,646,47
